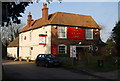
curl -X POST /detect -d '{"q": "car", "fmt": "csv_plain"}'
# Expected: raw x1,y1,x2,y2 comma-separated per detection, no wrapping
35,54,61,67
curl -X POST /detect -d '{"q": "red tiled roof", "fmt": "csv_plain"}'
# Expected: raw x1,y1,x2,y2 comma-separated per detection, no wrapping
19,12,100,33
49,12,99,28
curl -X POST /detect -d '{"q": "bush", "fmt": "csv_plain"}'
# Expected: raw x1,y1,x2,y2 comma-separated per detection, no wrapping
82,56,105,64
56,54,69,57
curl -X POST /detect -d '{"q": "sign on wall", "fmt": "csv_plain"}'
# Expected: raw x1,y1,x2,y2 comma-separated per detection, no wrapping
67,27,84,39
39,35,46,45
51,46,58,55
70,46,76,58
24,36,26,40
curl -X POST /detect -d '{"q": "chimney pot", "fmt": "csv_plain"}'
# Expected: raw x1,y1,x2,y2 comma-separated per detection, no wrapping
42,3,48,23
27,12,33,26
43,3,47,8
28,12,31,15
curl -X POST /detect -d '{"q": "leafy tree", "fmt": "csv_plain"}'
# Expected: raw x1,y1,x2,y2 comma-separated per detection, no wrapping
111,20,120,56
2,0,62,26
105,38,115,56
2,2,32,26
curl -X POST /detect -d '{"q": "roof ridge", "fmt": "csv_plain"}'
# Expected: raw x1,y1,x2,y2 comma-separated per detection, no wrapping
55,12,91,17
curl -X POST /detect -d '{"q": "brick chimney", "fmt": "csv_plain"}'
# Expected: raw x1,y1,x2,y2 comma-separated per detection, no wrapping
27,12,33,26
42,3,48,22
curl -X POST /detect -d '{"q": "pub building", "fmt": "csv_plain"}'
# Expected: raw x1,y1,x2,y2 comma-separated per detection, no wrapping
7,3,106,61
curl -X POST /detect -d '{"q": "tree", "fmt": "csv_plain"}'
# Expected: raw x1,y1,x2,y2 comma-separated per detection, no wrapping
2,0,62,26
1,21,24,46
2,2,32,26
111,20,120,56
105,38,115,56
1,0,62,58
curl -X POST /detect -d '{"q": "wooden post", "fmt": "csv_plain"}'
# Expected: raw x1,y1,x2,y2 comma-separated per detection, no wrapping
71,58,74,66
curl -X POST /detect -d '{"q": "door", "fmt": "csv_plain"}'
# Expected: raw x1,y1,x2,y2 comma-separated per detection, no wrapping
76,47,83,61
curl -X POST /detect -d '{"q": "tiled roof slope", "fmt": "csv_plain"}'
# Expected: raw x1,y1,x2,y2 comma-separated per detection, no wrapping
49,12,99,28
8,37,19,47
19,12,100,33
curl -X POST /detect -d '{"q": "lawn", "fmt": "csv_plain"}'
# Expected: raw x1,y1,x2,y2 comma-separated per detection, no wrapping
59,55,120,72
82,61,120,72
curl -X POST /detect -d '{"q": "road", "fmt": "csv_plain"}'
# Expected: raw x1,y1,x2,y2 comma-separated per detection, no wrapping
2,59,101,80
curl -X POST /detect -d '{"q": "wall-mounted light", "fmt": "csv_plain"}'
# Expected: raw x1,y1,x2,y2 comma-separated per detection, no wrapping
96,29,99,31
53,26,57,29
79,42,82,45
76,27,78,29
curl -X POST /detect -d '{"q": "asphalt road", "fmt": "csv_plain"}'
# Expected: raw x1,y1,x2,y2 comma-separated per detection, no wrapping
2,59,101,80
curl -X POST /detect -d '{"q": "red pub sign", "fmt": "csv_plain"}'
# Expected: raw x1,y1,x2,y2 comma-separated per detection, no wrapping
67,27,84,39
51,46,58,55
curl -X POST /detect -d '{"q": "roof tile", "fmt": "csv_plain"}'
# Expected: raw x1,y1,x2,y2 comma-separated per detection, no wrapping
19,12,100,33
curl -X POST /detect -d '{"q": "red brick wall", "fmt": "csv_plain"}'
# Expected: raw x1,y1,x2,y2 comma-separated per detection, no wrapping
51,26,100,54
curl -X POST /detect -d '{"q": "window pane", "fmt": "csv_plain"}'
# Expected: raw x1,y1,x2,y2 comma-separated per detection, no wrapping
58,27,66,38
58,33,62,37
86,29,93,39
59,46,66,54
62,32,65,37
59,46,65,49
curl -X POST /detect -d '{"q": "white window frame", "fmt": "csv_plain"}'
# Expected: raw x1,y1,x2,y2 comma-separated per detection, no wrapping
58,44,67,54
85,29,93,39
58,26,67,38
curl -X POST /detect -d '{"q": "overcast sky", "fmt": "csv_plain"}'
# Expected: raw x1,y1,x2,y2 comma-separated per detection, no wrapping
20,2,118,42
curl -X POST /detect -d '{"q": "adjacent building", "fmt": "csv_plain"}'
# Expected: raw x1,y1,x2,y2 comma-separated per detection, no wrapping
7,37,19,58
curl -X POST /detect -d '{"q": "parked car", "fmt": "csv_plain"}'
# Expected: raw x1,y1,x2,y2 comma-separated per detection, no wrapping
35,54,61,67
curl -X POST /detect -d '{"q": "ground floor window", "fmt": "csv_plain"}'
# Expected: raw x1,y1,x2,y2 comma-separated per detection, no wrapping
58,45,67,54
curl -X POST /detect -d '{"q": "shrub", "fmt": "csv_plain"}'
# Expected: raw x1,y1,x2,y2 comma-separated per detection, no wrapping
56,54,69,57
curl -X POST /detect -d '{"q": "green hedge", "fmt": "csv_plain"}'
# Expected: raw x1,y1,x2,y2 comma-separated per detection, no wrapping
55,54,70,57
79,56,105,64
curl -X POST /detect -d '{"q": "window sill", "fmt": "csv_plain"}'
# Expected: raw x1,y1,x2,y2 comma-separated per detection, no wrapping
58,37,67,39
58,53,67,54
85,39,94,40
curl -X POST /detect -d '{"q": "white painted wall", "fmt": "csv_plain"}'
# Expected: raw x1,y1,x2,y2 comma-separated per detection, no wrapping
19,25,51,60
7,47,18,58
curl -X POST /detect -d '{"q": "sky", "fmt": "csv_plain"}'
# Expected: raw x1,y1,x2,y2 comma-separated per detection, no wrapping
20,2,118,42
